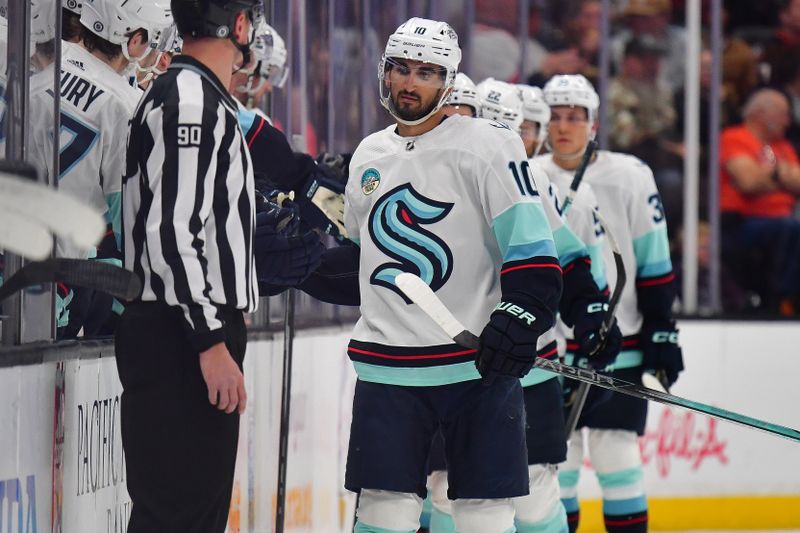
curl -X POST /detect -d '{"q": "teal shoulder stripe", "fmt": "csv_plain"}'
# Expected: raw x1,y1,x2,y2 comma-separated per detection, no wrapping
587,242,607,289
552,225,588,267
352,361,481,386
633,228,672,277
520,368,559,387
350,236,361,246
493,202,557,263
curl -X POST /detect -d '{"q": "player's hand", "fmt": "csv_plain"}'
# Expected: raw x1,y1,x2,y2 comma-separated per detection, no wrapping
200,342,247,414
640,320,684,388
476,302,541,383
572,298,622,369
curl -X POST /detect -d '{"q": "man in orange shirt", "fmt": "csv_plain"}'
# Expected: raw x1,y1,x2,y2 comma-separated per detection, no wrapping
720,88,800,313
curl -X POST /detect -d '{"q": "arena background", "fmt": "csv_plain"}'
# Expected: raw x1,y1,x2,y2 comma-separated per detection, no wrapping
2,0,800,531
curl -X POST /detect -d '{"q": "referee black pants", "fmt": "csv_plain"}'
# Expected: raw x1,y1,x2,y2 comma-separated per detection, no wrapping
115,301,246,533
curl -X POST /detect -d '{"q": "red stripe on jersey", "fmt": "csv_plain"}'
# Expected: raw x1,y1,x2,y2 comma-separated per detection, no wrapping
247,117,266,149
636,273,675,287
347,346,477,360
501,263,563,276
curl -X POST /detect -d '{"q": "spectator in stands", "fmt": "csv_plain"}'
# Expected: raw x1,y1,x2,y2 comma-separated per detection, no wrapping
559,0,602,86
761,0,800,87
611,0,687,92
722,6,760,125
608,35,682,232
720,88,800,314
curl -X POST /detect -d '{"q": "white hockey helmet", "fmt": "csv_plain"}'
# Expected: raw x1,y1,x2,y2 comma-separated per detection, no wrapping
136,22,181,83
542,74,599,121
259,22,288,88
62,0,82,14
81,0,173,62
518,85,550,126
31,0,57,44
379,17,462,126
446,73,481,116
476,78,523,133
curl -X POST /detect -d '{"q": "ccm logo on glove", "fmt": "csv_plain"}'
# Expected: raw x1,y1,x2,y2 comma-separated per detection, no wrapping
586,302,609,314
651,331,679,343
494,301,537,326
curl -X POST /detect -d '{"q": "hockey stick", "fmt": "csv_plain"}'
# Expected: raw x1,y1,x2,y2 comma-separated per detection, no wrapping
0,209,54,260
557,140,626,435
275,138,302,533
394,272,800,443
0,170,106,250
0,258,142,303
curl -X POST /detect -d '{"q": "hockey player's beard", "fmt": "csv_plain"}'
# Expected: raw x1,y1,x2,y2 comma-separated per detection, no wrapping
392,89,441,122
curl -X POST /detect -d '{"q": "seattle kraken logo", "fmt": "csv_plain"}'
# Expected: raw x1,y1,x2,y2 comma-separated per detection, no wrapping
368,184,454,301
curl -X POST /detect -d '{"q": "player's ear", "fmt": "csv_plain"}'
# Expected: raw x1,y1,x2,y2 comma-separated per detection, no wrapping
233,10,250,45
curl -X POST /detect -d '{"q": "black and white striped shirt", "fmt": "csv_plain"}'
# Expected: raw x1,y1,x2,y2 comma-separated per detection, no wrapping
123,56,257,353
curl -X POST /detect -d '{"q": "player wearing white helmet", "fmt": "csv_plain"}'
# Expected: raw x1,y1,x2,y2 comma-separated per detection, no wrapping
27,0,170,338
424,77,619,533
290,17,562,533
442,72,480,117
476,77,524,132
30,0,57,69
134,22,181,88
536,74,683,533
518,84,551,158
62,0,83,42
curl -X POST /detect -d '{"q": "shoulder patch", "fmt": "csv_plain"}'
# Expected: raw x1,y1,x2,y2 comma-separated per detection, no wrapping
361,167,381,195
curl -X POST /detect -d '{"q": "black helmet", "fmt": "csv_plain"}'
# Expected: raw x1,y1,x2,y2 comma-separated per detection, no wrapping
171,0,261,40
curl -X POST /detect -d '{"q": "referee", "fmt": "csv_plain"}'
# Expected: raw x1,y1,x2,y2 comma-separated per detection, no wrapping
116,1,260,531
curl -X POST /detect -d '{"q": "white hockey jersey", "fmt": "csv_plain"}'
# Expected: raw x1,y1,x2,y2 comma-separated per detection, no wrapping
535,151,673,370
29,42,142,259
521,165,606,387
344,114,560,387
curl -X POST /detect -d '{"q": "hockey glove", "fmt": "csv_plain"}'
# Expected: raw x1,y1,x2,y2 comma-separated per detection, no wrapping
572,298,622,369
297,166,347,242
254,211,325,287
476,301,541,382
254,187,300,234
640,320,684,388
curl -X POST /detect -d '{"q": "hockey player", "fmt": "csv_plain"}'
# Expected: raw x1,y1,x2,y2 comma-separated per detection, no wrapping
441,72,481,118
28,0,171,336
425,77,620,533
300,17,563,533
231,20,287,110
518,84,551,158
536,74,684,533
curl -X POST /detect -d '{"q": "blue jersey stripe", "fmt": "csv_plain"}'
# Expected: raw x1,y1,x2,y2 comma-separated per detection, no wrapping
492,202,557,263
352,360,481,386
633,228,672,278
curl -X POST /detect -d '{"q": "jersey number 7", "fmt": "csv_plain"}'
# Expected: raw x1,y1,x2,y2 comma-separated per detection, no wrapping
59,112,99,179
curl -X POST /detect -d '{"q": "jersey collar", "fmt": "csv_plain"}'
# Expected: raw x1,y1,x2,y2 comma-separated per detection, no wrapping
168,55,239,112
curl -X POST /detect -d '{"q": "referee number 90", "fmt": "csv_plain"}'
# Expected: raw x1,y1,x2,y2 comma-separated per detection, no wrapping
177,124,202,147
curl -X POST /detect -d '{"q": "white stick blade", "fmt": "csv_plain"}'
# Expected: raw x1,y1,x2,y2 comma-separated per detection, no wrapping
394,273,467,340
642,372,669,393
0,173,105,248
0,211,53,260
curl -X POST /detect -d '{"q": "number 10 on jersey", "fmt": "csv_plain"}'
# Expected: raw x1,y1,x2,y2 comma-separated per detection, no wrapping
508,161,538,197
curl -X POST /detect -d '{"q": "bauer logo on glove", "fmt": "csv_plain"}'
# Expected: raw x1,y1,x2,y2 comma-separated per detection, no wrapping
494,301,537,326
